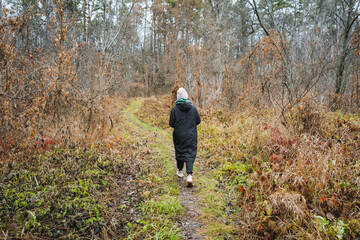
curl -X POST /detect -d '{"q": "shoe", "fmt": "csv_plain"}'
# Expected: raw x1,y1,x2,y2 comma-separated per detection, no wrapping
186,174,193,187
176,170,184,178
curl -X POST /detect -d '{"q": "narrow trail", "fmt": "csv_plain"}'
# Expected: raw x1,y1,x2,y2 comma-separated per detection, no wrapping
123,99,204,239
177,177,204,239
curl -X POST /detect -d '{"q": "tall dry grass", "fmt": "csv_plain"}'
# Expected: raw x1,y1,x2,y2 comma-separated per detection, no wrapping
196,98,360,239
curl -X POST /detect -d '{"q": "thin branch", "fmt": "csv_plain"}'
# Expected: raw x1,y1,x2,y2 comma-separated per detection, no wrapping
251,0,270,36
0,93,35,100
248,21,255,36
355,0,360,12
348,13,360,31
335,13,346,27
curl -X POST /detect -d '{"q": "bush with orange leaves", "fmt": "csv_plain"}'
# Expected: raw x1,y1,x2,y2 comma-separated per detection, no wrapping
233,106,360,239
0,8,121,159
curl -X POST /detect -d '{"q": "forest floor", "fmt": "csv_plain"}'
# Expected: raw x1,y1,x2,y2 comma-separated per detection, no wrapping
2,96,360,239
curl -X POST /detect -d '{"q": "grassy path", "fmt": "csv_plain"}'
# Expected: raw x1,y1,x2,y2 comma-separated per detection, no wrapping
122,99,238,239
123,99,205,239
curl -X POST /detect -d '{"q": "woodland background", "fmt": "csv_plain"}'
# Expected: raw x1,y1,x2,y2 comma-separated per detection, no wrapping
1,0,360,144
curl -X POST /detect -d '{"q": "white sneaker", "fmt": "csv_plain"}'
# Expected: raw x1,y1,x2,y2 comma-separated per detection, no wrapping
186,174,193,187
176,170,184,178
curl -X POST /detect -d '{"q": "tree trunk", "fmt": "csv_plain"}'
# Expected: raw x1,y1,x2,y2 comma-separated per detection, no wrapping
333,0,359,108
83,0,86,42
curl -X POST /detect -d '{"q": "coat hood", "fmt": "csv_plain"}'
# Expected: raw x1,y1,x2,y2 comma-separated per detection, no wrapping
176,101,192,112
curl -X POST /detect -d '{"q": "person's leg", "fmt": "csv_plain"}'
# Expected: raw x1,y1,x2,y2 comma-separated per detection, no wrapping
185,160,194,175
177,160,184,171
176,160,184,178
186,160,194,187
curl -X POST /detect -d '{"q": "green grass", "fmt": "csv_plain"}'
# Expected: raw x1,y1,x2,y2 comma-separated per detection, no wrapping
122,99,184,239
123,99,172,139
194,172,236,237
0,146,139,239
141,195,184,218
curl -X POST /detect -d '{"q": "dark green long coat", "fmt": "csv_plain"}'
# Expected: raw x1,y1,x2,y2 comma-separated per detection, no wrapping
169,101,201,163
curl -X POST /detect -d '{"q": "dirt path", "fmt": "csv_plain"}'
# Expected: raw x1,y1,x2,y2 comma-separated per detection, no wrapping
123,100,204,239
177,177,204,239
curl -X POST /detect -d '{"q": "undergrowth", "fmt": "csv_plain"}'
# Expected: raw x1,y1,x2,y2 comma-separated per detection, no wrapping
137,95,360,239
0,144,143,239
2,95,360,239
136,96,173,132
1,97,183,239
0,96,126,160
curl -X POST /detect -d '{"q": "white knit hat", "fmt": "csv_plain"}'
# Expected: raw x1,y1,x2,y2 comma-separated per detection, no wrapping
177,88,188,100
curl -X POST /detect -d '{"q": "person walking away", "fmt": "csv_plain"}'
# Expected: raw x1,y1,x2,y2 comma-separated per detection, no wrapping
169,88,201,187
